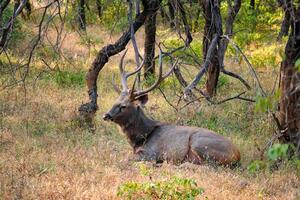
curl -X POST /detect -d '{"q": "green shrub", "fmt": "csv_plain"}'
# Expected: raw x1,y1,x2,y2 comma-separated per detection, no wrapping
117,176,204,200
267,143,289,161
52,70,85,88
247,160,267,174
255,90,280,113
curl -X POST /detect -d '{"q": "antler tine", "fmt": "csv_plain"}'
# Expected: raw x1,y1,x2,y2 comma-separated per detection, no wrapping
119,49,129,94
133,51,178,98
126,58,145,78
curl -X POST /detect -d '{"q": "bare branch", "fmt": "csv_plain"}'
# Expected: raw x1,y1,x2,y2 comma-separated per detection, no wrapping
223,35,266,96
184,34,219,98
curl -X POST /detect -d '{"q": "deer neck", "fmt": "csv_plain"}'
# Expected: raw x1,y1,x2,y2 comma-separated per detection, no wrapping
120,107,159,148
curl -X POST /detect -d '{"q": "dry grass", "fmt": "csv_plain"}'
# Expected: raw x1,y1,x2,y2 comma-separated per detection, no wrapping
0,25,299,200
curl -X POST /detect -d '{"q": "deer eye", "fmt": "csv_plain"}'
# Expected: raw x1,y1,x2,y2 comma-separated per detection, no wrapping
120,105,127,112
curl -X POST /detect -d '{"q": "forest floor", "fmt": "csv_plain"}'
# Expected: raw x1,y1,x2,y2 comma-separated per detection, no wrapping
0,25,299,199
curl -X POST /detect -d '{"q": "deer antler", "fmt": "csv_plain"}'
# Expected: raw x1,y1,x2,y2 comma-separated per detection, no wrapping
119,49,144,96
131,49,178,99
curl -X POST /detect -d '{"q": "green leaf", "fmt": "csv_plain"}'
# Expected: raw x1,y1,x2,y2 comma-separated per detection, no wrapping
267,143,289,161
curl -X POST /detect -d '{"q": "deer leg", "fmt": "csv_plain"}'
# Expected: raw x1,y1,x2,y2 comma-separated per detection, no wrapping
184,135,204,164
185,147,204,164
189,135,233,165
133,146,161,163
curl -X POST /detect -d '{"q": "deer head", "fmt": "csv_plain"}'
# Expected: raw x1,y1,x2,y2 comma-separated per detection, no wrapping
103,49,176,125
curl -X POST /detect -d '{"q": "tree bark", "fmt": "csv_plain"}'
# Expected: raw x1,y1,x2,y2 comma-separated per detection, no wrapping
250,0,255,9
278,4,300,155
167,0,175,28
199,0,246,97
201,0,222,97
96,0,102,18
143,12,157,78
78,0,86,30
278,0,291,40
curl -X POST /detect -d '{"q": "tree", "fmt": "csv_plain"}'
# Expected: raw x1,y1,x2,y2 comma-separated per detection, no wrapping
167,0,175,28
143,11,157,78
184,0,249,99
277,0,291,40
278,2,300,155
77,0,86,30
96,0,102,18
250,0,255,9
201,0,221,97
200,0,245,97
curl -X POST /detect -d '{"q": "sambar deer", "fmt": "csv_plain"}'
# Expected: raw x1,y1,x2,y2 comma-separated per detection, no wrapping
103,51,241,167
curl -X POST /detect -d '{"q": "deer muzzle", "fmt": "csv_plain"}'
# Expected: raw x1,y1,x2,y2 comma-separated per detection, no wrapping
103,113,113,121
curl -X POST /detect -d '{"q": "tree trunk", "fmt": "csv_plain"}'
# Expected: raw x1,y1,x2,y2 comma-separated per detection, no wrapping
278,4,300,155
96,0,102,18
278,0,291,40
250,0,255,9
202,0,221,97
167,0,175,28
78,0,86,31
144,12,157,78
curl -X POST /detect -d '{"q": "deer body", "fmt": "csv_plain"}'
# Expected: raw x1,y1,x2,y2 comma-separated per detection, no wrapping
103,50,241,166
105,99,240,166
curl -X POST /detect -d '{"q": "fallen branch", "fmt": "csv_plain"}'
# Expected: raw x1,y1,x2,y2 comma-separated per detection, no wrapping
216,91,255,104
221,68,251,90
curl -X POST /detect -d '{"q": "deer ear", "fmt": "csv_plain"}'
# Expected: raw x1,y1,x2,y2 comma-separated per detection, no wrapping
136,94,148,106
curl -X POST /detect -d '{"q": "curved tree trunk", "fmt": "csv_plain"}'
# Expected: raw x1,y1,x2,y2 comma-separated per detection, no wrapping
278,4,300,155
79,0,160,118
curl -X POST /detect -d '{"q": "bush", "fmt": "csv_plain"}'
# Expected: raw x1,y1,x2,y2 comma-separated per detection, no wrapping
267,143,289,161
117,176,204,200
255,90,281,113
247,160,267,174
51,70,85,88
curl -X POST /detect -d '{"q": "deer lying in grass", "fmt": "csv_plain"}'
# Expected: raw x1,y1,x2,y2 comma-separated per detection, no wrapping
103,51,241,167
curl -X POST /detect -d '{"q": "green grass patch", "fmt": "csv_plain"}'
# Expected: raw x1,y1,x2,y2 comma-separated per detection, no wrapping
117,176,204,200
42,70,85,88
